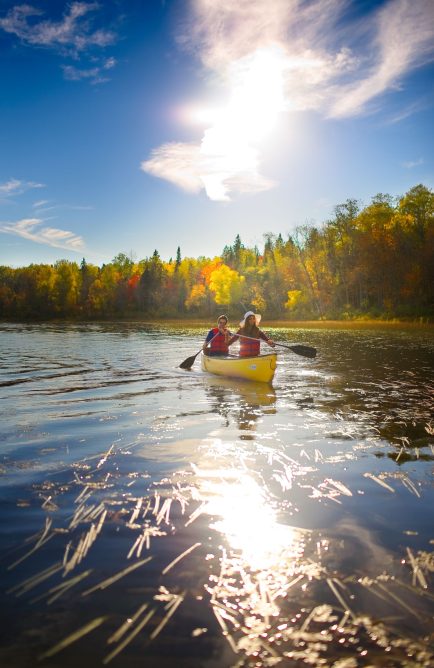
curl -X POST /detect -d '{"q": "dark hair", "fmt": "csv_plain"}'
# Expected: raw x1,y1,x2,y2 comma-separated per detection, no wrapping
240,323,260,336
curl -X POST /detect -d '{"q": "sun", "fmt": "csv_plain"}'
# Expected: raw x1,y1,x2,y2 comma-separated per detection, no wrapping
182,45,288,200
190,46,287,142
227,46,287,140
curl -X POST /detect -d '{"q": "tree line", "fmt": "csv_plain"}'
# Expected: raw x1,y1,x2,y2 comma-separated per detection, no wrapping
1,184,433,321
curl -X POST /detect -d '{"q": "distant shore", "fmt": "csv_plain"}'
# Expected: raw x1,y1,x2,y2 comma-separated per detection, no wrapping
1,317,432,328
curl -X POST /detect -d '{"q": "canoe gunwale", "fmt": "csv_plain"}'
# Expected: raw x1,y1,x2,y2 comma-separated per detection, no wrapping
202,352,276,361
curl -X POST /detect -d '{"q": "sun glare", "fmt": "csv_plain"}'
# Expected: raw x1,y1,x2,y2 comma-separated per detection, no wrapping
228,47,286,139
185,46,288,200
193,47,286,141
198,468,302,571
150,46,288,201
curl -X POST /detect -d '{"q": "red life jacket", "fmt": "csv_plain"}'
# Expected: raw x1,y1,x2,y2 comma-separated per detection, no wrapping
209,327,229,354
239,336,260,357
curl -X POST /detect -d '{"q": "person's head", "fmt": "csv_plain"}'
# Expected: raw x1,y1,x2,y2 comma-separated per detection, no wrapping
217,314,228,327
239,311,261,328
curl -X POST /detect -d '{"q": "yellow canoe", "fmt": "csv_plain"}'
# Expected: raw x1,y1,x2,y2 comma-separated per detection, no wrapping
201,352,277,384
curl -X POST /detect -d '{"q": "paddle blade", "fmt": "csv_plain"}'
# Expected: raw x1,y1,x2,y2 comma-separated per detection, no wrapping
289,344,317,358
179,351,200,369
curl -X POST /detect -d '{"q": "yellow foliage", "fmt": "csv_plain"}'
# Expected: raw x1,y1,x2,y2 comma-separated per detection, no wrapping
285,289,303,311
185,283,207,310
209,264,245,305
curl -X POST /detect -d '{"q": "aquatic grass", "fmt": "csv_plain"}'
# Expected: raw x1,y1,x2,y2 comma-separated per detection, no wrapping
34,568,93,605
363,472,395,493
7,561,63,596
7,518,55,570
2,466,434,667
184,501,206,527
107,602,149,645
149,590,186,640
38,616,107,661
81,556,153,596
103,607,156,664
406,547,429,590
161,542,201,575
63,509,106,575
126,524,166,559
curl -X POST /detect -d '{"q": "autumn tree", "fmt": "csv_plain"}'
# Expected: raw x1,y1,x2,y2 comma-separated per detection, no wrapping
0,184,432,321
209,264,245,309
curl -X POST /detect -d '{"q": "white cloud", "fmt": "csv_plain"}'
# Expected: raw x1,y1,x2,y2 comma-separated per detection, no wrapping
0,2,115,52
142,0,434,201
142,141,275,202
329,0,434,117
62,56,116,84
0,178,45,197
0,2,118,82
185,0,434,118
401,158,424,169
142,143,204,195
32,200,95,213
0,218,85,252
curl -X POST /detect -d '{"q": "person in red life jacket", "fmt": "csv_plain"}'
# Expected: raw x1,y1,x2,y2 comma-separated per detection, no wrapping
203,314,230,356
228,311,275,357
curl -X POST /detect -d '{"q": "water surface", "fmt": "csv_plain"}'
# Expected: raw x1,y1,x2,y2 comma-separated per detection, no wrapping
0,322,433,667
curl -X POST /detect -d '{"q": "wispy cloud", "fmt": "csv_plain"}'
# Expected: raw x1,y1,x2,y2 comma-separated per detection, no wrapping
0,2,115,52
32,200,95,213
330,0,434,117
185,0,434,118
401,158,424,169
384,99,428,125
62,56,116,84
142,0,434,201
0,218,85,252
0,2,118,82
0,178,45,198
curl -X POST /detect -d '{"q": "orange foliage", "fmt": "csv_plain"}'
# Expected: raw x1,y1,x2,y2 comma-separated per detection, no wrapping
200,259,222,285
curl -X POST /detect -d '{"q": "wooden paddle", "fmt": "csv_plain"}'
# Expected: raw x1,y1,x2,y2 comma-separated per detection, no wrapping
234,333,317,358
179,331,221,369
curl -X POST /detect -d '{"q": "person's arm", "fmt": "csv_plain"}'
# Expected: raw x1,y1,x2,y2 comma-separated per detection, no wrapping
203,329,214,350
259,330,275,347
227,329,240,346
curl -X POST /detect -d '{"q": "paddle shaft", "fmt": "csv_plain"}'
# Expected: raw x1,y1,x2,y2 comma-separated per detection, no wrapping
203,329,226,351
179,330,223,369
232,333,316,358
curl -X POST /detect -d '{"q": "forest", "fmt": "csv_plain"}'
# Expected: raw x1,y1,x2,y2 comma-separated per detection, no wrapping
1,184,433,321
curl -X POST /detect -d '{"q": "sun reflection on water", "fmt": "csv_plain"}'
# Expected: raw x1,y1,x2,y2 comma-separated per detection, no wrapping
199,469,304,571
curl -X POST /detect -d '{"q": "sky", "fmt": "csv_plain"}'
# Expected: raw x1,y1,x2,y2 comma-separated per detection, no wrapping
1,0,433,267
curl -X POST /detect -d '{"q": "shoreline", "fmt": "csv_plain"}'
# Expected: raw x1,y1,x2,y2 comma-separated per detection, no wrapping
1,317,433,329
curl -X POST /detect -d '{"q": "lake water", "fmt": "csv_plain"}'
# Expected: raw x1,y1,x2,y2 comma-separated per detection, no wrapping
0,322,433,667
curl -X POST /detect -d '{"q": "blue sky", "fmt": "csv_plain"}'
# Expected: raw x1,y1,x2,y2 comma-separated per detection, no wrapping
1,0,433,267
